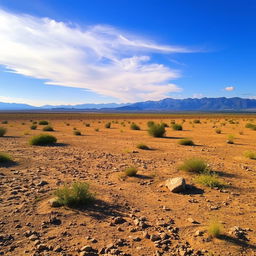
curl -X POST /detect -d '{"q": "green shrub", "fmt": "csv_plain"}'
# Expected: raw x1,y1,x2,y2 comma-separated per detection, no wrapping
194,173,223,188
29,134,57,146
244,150,256,160
1,120,8,124
124,167,138,177
245,123,256,130
137,143,150,150
178,138,194,146
193,119,201,124
130,123,140,130
161,122,169,127
179,158,208,173
0,127,7,137
38,120,49,125
54,182,94,208
43,125,54,131
73,130,81,136
147,121,155,127
95,128,99,132
148,123,166,138
30,124,37,130
0,152,12,163
215,129,221,134
171,123,183,131
85,123,90,127
227,134,235,144
207,220,223,238
105,122,111,128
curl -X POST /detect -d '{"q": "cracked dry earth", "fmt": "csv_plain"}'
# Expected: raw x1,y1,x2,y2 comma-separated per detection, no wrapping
0,113,256,256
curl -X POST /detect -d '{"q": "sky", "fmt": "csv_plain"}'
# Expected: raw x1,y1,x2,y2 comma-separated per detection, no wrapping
0,0,255,106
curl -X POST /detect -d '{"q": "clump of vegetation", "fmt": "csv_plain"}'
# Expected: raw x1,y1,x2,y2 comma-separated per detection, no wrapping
194,173,224,188
171,123,183,131
148,123,166,138
73,130,82,136
0,127,7,137
30,124,37,130
95,128,99,132
179,158,208,173
38,120,49,125
239,131,244,135
147,121,155,127
29,134,57,146
178,138,194,146
43,125,54,131
0,152,12,164
130,123,140,130
53,182,94,208
207,220,223,238
137,143,150,150
105,122,111,128
215,128,221,134
227,134,235,144
124,167,138,177
245,123,256,130
85,123,90,127
161,122,169,127
193,119,201,124
1,120,8,124
244,150,256,160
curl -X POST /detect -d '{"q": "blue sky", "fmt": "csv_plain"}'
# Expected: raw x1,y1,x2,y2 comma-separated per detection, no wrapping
0,0,255,106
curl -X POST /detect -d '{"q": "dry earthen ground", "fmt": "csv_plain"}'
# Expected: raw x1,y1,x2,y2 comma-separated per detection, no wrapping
0,113,255,256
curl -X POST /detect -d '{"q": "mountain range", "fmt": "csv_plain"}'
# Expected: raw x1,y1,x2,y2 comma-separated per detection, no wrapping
1,97,256,112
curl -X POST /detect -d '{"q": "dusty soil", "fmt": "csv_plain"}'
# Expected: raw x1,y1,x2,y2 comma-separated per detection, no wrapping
0,113,255,256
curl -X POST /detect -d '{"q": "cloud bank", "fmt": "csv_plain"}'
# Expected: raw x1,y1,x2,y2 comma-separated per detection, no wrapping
0,9,193,102
225,86,235,92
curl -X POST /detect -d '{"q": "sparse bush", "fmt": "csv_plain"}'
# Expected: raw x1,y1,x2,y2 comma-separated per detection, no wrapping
148,123,166,138
130,123,140,130
124,167,138,177
95,128,99,132
1,120,8,124
54,182,94,208
178,139,194,146
29,134,57,146
30,124,37,130
227,134,235,144
194,173,223,188
215,129,221,134
179,158,208,173
207,220,223,238
193,119,201,124
73,130,81,136
38,120,49,125
239,131,244,135
85,123,90,127
245,123,256,130
161,122,169,127
244,150,256,160
0,127,7,137
171,123,183,131
0,152,12,163
137,143,150,150
105,122,111,128
147,121,155,127
43,125,54,131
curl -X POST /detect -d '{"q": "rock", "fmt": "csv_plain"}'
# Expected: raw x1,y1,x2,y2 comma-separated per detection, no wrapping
165,177,186,193
48,198,61,207
112,216,126,225
187,217,199,224
37,180,48,186
195,230,204,236
150,234,161,242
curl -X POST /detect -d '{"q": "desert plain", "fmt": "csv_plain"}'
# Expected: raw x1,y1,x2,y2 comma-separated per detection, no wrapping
0,113,255,256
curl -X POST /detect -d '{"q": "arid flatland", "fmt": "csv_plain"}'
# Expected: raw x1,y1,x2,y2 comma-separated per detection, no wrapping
0,113,255,256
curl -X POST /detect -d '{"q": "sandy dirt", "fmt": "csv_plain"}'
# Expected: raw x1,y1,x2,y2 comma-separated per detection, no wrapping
0,113,255,256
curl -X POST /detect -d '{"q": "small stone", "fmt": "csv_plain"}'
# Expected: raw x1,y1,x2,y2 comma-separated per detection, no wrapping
165,177,186,193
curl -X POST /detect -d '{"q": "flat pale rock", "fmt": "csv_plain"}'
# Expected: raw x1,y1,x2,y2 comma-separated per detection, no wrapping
165,177,186,193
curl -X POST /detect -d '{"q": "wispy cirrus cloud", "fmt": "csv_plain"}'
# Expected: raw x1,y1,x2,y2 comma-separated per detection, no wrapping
225,86,235,91
0,9,195,102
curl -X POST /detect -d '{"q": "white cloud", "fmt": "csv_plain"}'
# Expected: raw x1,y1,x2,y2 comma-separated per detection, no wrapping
192,93,204,98
225,86,235,92
0,9,193,102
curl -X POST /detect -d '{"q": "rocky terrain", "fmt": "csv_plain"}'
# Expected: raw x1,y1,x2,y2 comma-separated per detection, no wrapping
0,113,255,256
